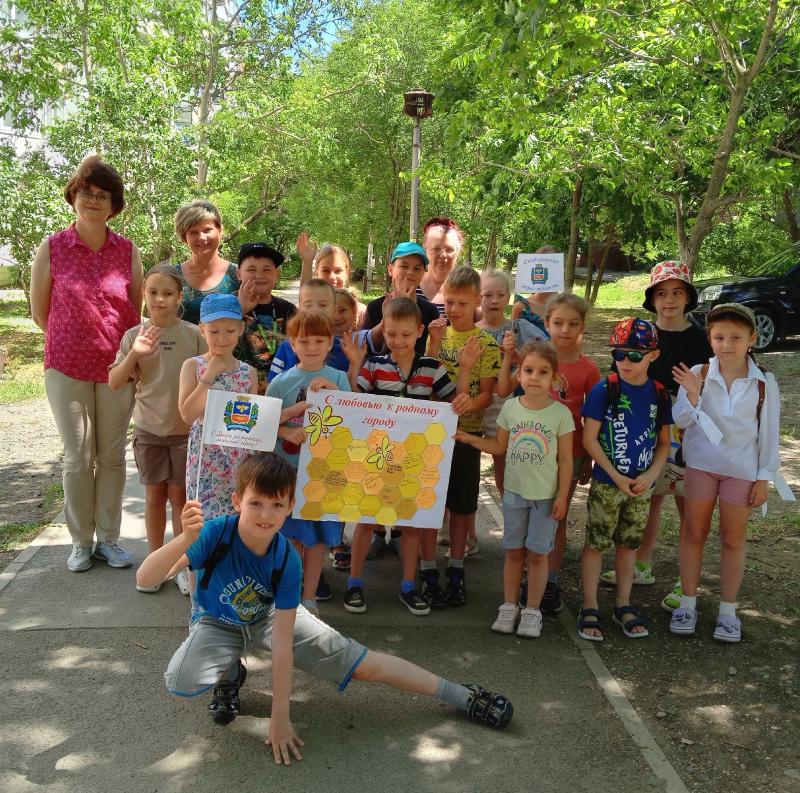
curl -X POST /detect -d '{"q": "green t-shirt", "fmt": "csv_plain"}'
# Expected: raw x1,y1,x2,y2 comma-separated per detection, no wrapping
438,327,501,433
497,398,575,500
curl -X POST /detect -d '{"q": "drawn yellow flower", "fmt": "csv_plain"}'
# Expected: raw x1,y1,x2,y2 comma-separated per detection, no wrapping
366,436,395,470
305,405,343,445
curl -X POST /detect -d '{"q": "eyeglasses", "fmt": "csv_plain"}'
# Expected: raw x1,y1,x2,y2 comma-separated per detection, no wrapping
611,349,648,363
77,189,112,203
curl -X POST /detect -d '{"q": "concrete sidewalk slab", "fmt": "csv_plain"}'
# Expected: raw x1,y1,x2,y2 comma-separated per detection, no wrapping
0,450,674,792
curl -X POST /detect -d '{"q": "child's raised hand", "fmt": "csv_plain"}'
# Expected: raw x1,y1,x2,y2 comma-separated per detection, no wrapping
427,316,447,344
296,231,317,264
266,717,304,766
181,500,204,542
451,393,472,415
458,335,482,369
394,275,417,301
237,278,260,314
308,376,337,392
341,332,368,368
131,323,163,359
672,363,703,402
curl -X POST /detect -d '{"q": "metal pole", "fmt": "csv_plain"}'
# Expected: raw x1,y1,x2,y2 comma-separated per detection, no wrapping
410,117,421,242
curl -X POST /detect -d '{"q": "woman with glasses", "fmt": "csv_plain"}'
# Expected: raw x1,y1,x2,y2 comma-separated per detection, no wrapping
418,217,465,316
30,156,142,573
173,200,239,325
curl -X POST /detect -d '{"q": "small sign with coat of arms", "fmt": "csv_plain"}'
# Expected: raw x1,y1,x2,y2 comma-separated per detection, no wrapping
202,390,282,452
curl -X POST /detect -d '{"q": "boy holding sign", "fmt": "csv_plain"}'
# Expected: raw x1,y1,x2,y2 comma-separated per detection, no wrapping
341,297,461,615
136,453,513,765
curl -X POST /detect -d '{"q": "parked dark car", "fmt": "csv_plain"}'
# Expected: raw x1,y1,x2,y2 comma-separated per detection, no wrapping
690,243,800,350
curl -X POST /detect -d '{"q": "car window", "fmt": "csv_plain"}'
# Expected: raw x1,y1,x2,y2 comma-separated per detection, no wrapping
749,244,800,277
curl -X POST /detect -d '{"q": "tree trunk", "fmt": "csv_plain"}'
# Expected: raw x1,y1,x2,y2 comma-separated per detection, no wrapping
682,0,779,274
589,224,614,305
484,231,497,270
783,189,800,243
583,235,596,301
196,0,219,188
565,176,583,290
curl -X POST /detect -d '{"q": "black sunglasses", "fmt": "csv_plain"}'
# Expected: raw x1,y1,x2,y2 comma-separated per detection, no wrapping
611,349,648,363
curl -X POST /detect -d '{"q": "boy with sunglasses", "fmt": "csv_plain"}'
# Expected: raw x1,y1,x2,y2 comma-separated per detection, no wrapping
576,318,672,642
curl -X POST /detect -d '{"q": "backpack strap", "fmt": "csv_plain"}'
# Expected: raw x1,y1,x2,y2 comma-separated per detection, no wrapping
698,364,710,396
606,372,620,418
198,515,238,591
700,362,765,429
652,379,670,430
270,534,292,595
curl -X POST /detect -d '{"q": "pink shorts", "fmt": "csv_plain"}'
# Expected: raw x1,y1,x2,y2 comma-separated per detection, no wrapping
683,467,753,507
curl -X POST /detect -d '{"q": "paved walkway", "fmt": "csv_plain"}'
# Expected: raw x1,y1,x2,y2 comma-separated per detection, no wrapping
0,445,691,793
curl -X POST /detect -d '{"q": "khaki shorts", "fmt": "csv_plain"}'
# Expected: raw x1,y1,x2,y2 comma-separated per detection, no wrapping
585,480,653,553
132,428,188,486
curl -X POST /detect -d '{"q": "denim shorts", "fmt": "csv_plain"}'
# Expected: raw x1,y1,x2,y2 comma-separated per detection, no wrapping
501,490,557,554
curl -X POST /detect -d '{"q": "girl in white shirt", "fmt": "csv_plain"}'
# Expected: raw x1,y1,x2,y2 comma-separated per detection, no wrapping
670,303,780,644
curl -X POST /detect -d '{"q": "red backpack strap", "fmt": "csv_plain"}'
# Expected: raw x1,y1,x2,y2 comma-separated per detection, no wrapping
606,372,620,417
653,379,670,430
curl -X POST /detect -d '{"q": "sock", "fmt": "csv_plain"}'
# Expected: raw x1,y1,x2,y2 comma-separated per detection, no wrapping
449,557,465,569
435,677,472,711
547,571,558,584
718,601,737,618
301,598,318,611
400,579,416,594
347,577,364,590
420,559,437,571
679,595,697,610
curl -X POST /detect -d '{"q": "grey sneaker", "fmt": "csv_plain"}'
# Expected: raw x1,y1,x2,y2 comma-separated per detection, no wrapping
67,544,94,572
516,607,543,638
93,540,133,568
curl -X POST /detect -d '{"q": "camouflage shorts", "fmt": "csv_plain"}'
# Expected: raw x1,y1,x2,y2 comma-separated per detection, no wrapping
585,480,653,553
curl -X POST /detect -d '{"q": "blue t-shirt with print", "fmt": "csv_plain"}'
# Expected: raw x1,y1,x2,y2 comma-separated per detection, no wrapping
268,337,349,382
186,515,302,626
581,378,672,486
266,364,351,468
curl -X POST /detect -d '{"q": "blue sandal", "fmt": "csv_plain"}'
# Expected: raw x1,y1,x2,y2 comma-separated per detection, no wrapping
578,608,604,642
613,605,649,639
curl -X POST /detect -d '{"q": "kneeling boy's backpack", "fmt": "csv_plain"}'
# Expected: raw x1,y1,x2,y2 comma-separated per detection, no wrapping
198,515,291,602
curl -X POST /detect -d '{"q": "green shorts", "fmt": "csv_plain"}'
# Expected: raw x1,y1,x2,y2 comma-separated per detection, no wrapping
585,480,653,553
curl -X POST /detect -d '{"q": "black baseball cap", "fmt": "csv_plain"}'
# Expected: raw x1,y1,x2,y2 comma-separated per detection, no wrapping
237,242,285,267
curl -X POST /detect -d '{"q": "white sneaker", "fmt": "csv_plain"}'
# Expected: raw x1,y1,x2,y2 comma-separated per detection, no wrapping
136,581,161,593
67,544,93,572
93,540,133,568
517,607,543,638
174,569,190,596
491,603,519,634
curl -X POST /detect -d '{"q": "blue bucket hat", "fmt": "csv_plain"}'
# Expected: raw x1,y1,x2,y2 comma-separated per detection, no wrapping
390,241,429,267
200,293,243,323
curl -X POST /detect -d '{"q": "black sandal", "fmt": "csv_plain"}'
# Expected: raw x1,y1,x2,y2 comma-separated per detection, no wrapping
577,608,604,642
612,605,649,639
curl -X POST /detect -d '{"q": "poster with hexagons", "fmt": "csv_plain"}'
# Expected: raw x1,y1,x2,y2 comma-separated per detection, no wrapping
293,389,457,527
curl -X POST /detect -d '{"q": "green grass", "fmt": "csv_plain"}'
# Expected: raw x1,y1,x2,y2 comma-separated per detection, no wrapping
0,483,63,551
0,290,46,403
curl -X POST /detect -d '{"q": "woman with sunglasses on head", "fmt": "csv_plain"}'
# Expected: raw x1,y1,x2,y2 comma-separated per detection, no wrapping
173,200,239,325
30,156,143,573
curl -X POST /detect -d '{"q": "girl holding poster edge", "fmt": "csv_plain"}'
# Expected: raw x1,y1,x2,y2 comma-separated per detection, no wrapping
267,310,351,615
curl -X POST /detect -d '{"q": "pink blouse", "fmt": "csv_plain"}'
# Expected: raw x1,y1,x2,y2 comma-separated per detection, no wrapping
44,225,141,382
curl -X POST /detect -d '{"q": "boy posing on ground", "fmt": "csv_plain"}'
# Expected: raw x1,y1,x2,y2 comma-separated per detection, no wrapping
429,266,501,605
578,318,672,642
136,454,513,766
235,242,297,394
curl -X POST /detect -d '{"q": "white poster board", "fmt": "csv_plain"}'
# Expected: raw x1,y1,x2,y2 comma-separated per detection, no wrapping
201,390,282,452
515,252,565,294
294,390,457,528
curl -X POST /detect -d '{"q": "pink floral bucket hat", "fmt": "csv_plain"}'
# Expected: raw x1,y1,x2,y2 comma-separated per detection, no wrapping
642,261,698,314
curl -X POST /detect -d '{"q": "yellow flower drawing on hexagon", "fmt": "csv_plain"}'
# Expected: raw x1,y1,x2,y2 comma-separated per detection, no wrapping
305,405,343,445
367,436,394,470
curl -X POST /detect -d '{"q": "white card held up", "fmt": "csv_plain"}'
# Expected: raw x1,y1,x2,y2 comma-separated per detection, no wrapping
201,390,282,452
515,252,565,294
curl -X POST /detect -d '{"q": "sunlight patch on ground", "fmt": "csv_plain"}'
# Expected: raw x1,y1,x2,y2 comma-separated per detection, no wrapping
411,735,462,764
693,704,734,727
48,647,130,674
1,724,67,753
54,752,105,771
149,738,219,773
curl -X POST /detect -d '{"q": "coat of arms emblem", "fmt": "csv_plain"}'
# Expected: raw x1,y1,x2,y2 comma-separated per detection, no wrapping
531,263,548,284
224,397,259,433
